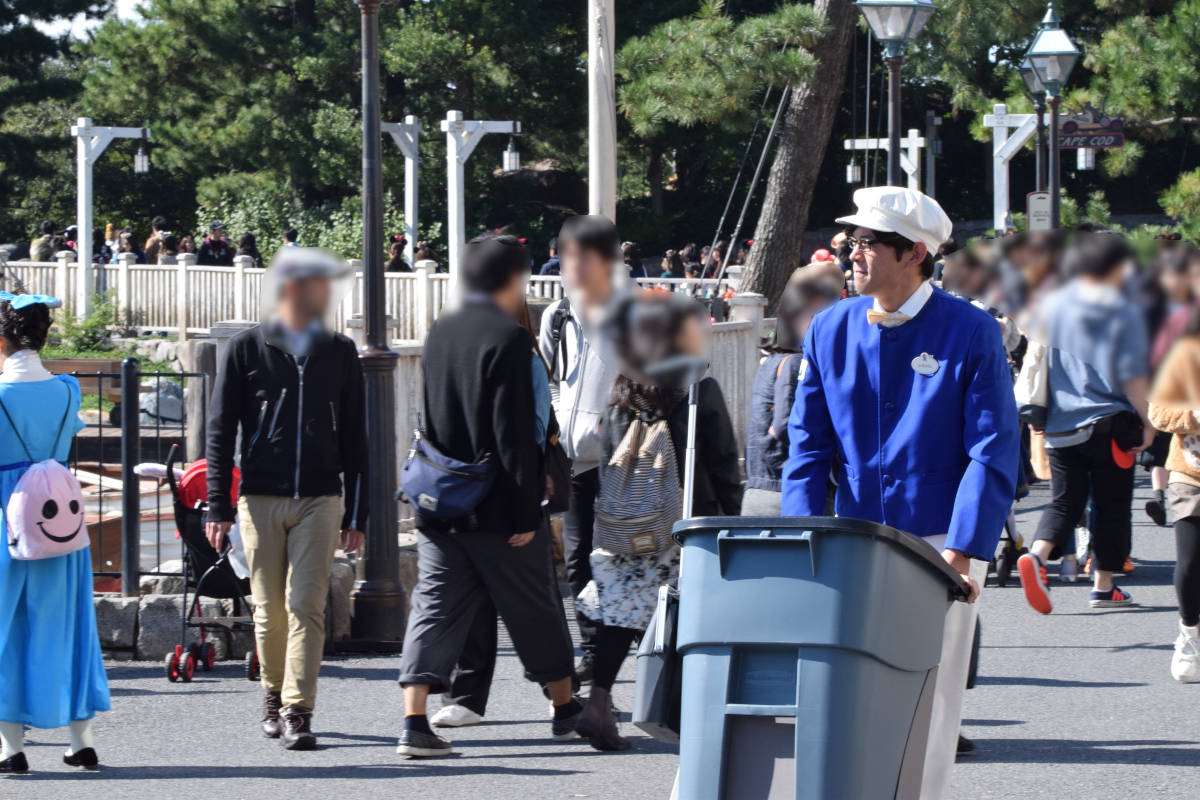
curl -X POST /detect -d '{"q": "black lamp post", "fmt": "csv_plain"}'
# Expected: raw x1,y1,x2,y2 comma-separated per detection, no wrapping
351,0,405,645
1019,57,1048,193
1025,3,1080,229
856,0,937,187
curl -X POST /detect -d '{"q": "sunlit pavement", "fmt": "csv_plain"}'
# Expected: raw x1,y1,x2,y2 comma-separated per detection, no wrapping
14,475,1195,799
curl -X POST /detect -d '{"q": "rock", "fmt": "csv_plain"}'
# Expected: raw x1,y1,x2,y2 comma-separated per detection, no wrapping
93,594,139,650
136,593,222,660
140,559,185,595
140,378,183,424
326,558,356,644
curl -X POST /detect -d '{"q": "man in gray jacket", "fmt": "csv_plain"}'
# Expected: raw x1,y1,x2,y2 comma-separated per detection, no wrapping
538,215,625,682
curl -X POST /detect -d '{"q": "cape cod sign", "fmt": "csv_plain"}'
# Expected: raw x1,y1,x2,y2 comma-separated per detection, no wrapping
1058,104,1125,149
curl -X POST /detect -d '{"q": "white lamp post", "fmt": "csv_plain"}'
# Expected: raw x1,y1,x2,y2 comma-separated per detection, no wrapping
381,115,421,267
440,110,520,297
1025,2,1080,228
855,0,936,186
71,117,150,315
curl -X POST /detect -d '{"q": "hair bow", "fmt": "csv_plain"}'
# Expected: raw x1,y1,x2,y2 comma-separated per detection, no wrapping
0,291,63,310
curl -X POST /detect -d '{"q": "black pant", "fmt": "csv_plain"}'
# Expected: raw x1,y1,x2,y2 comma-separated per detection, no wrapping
1034,425,1134,573
398,524,574,694
564,469,600,657
1176,516,1200,627
592,624,639,692
445,516,568,715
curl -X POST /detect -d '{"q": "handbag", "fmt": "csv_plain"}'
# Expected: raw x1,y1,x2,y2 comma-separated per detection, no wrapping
0,385,89,560
543,409,572,514
397,425,497,520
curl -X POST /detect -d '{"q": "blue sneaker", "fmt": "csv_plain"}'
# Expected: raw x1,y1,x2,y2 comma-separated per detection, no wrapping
1089,585,1133,608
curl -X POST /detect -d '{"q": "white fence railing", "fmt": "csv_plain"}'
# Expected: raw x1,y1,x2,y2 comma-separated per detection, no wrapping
1,255,737,342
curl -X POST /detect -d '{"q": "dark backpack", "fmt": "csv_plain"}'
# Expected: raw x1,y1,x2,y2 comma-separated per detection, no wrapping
548,296,573,381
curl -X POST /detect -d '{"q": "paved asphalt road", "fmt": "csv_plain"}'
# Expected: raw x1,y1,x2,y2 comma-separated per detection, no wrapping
12,476,1199,799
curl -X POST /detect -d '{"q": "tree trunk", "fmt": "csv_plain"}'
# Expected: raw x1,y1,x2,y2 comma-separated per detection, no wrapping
739,0,857,308
648,144,665,217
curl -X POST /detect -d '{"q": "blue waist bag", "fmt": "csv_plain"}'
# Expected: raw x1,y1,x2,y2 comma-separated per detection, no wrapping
398,431,497,520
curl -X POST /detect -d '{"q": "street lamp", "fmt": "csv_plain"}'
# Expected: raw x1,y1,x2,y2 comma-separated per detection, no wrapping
133,143,150,174
350,0,406,647
856,0,936,186
502,136,520,173
1025,2,1080,228
1018,57,1047,192
846,156,862,185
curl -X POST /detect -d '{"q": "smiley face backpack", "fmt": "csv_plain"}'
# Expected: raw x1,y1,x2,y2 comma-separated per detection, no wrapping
0,384,88,560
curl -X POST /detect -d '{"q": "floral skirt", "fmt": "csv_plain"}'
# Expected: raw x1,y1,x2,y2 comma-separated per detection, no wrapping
576,546,680,631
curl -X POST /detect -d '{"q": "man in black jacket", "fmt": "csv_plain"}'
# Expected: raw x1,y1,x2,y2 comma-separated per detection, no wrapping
205,247,367,751
396,234,579,757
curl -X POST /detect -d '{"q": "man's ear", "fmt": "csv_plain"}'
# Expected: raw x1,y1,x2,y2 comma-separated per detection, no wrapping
910,242,928,268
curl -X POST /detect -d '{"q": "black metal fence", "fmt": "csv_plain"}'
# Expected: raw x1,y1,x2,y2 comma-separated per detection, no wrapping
64,358,208,595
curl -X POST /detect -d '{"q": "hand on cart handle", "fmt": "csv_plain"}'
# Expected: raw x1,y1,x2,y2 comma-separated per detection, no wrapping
942,548,979,604
206,520,232,551
340,529,364,554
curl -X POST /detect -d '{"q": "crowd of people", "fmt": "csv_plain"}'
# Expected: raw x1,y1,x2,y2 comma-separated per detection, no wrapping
0,186,1198,796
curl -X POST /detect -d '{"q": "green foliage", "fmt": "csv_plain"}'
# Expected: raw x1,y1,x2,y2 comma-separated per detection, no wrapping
1160,168,1200,241
617,0,825,137
57,293,120,353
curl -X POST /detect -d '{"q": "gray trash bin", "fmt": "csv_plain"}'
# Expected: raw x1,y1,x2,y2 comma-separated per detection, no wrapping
672,516,968,800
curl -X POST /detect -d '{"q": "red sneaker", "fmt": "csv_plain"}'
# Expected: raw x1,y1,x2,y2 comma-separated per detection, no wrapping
1018,553,1053,615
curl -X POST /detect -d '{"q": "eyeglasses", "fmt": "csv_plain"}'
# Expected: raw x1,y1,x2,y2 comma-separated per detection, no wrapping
845,234,904,253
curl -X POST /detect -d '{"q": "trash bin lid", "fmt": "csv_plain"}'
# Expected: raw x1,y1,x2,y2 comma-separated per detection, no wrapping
673,515,970,601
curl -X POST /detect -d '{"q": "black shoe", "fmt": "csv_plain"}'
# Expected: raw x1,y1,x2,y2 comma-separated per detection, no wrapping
261,691,283,738
956,734,975,757
551,698,583,741
0,752,28,774
1146,499,1168,527
280,712,317,750
575,654,595,686
396,728,452,758
63,748,99,770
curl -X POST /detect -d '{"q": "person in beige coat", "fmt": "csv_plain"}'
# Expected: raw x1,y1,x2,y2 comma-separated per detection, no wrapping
1148,312,1200,683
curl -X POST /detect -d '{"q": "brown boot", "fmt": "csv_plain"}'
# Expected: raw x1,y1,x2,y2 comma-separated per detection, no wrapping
574,687,630,751
261,692,282,738
280,711,317,750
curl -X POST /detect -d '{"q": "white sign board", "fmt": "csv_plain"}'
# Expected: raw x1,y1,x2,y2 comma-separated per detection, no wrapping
1027,191,1052,232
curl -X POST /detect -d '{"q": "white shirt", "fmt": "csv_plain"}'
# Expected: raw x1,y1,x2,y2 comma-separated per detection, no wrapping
871,279,933,322
0,349,53,383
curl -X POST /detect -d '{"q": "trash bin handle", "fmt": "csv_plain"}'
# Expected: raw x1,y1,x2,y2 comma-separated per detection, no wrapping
717,528,813,576
651,585,677,655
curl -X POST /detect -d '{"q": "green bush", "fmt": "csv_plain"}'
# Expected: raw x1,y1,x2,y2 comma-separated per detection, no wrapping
56,294,121,353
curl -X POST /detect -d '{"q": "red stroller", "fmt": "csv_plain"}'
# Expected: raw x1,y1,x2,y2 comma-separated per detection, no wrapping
150,444,258,683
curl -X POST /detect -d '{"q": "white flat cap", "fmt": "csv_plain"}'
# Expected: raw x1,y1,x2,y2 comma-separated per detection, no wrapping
269,246,350,282
836,186,953,255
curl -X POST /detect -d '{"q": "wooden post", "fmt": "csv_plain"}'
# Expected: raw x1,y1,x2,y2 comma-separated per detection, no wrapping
116,252,134,325
415,260,436,340
232,254,250,320
728,291,766,423
176,253,195,341
55,250,73,309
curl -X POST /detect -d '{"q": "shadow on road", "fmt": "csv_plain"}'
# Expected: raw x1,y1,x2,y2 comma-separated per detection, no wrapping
964,738,1200,766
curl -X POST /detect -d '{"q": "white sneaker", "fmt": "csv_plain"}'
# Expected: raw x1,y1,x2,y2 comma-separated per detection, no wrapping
1060,554,1079,583
1171,622,1200,683
1074,526,1091,563
430,704,484,728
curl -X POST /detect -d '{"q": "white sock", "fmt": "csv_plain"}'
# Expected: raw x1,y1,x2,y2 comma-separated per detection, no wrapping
0,721,23,758
68,718,94,755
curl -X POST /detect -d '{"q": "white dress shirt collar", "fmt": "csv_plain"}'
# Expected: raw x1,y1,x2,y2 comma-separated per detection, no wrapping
0,349,54,383
871,280,933,321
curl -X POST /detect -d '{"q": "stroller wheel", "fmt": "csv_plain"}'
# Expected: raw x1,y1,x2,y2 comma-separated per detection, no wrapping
996,552,1012,587
164,651,180,683
181,651,197,683
245,650,260,682
202,642,216,671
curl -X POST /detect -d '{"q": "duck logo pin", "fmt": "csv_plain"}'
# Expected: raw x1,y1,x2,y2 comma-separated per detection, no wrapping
911,352,939,376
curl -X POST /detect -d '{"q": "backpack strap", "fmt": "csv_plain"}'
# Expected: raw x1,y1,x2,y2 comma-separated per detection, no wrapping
775,353,796,380
548,297,573,381
0,381,72,463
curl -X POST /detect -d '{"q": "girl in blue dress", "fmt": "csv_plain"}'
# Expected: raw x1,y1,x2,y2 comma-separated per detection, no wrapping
0,292,110,773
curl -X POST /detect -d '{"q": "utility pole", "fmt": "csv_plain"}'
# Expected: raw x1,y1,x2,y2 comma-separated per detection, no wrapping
587,0,617,220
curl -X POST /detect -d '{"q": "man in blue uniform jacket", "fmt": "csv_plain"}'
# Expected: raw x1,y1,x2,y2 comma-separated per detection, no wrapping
782,186,1019,799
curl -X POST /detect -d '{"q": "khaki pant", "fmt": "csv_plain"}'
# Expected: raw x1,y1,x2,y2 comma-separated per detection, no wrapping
239,494,342,713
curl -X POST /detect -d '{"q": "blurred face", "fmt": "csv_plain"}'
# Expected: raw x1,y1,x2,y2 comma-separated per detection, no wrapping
561,241,613,301
492,270,529,317
278,276,331,323
675,314,707,357
1161,268,1189,302
848,227,923,299
1189,258,1200,300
